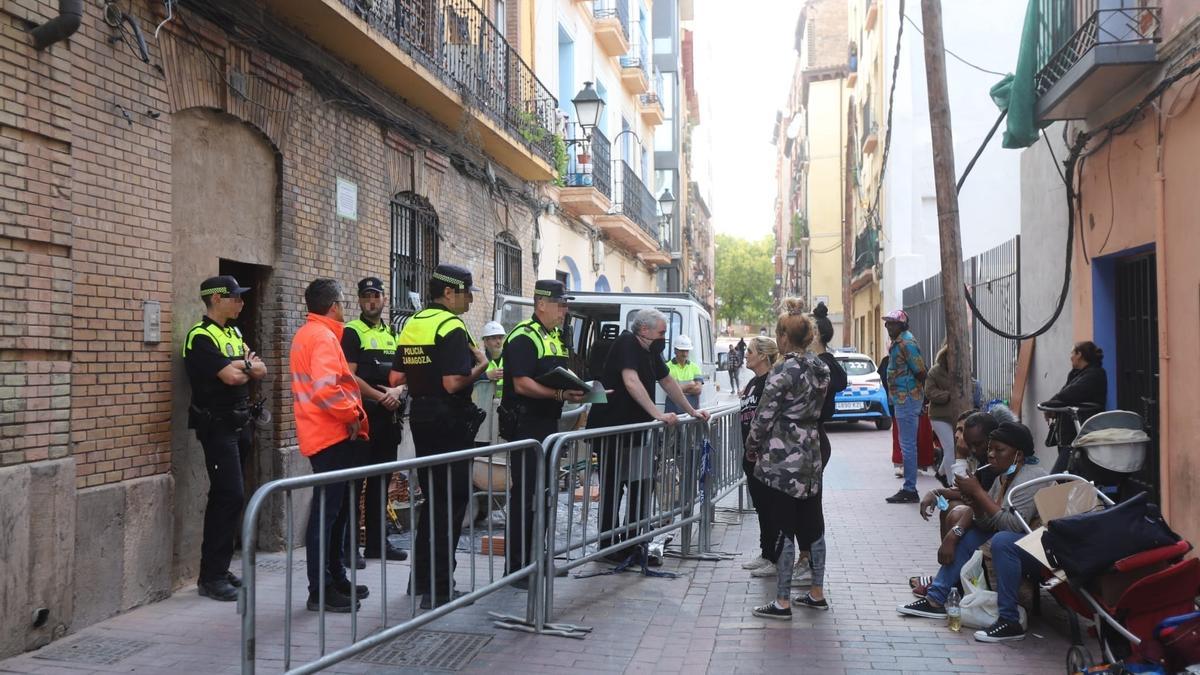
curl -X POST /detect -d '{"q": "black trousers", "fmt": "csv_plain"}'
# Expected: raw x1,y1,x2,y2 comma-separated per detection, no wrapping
598,434,654,550
410,417,471,598
305,439,366,594
742,456,777,561
505,417,556,575
197,423,252,583
342,404,401,553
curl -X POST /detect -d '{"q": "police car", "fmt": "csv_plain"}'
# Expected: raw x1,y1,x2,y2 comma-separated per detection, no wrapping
831,349,892,430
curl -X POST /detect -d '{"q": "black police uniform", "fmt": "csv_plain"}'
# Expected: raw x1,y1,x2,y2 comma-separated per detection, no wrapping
182,276,254,591
392,265,485,603
341,277,406,559
498,281,572,575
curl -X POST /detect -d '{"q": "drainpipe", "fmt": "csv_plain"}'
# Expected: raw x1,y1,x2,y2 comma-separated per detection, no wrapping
30,0,83,51
1154,164,1170,519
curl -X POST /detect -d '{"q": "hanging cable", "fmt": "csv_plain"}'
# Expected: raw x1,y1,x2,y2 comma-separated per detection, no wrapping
955,109,1006,192
865,0,906,224
901,14,1008,77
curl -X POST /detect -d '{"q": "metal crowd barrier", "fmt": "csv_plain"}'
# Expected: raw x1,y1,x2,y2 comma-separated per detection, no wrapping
239,440,544,674
238,403,744,673
540,403,742,620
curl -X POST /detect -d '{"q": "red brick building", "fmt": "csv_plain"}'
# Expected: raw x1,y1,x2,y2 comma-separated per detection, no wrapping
2,0,554,655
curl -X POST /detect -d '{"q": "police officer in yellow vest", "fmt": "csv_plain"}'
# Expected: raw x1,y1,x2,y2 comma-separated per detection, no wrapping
389,264,488,609
498,280,588,587
341,277,409,563
182,275,267,602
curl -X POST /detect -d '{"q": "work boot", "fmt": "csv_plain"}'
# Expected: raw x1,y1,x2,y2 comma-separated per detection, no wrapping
363,543,408,562
306,586,359,613
197,578,239,602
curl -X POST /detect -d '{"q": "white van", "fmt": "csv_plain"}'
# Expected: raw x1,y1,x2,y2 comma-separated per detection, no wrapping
494,292,720,411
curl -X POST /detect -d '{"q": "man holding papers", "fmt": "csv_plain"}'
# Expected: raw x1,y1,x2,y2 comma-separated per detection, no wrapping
498,279,587,587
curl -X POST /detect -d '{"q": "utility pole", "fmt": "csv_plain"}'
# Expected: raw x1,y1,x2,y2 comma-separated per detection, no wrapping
920,0,973,414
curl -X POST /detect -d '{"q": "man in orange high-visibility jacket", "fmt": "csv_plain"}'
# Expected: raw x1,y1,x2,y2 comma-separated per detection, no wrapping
290,278,370,614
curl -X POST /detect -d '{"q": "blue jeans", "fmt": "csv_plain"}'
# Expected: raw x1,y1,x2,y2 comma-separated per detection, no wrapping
991,530,1044,622
926,527,993,605
894,397,923,492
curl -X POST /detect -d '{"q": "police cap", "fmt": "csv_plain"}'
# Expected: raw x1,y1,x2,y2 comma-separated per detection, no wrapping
533,279,573,302
431,264,481,292
200,275,251,298
358,276,385,296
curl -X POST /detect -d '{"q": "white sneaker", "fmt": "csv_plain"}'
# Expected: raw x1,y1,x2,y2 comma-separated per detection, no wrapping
791,564,813,587
741,556,771,570
750,562,778,578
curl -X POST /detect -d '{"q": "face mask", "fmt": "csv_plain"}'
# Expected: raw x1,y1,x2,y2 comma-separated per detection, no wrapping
648,338,666,355
1005,463,1018,477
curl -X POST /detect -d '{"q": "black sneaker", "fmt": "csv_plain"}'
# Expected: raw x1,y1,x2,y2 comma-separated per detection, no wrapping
974,618,1026,643
224,571,243,589
793,592,829,611
886,489,920,504
332,578,370,599
897,597,947,619
306,586,359,613
197,578,238,602
508,578,530,591
363,543,408,562
420,590,474,610
752,601,792,621
341,549,367,570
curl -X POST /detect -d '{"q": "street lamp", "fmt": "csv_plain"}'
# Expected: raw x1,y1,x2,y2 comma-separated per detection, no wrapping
658,188,675,220
571,81,605,140
786,250,797,267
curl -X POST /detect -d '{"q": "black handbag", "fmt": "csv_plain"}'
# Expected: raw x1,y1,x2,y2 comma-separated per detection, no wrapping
1044,418,1060,448
1041,492,1180,582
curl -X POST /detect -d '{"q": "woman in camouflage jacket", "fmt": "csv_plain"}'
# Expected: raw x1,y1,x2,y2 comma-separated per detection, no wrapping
745,299,830,621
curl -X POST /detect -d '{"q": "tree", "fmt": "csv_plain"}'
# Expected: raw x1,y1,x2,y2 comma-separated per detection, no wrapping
715,233,775,327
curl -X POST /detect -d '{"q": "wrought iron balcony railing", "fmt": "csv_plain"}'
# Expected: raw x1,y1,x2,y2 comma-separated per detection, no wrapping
612,160,659,241
641,67,664,107
852,226,879,275
593,0,630,41
563,123,612,199
620,23,651,79
1033,1,1162,99
345,0,559,161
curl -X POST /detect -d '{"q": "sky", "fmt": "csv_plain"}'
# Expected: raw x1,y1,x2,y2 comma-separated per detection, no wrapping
692,0,801,242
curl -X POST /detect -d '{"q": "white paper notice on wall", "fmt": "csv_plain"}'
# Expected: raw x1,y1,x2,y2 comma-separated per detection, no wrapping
336,178,358,220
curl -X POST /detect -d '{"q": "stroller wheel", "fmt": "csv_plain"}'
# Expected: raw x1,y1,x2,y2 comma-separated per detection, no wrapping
1065,644,1093,674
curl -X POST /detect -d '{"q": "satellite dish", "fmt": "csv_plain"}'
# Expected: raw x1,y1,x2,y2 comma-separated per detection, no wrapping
785,112,804,140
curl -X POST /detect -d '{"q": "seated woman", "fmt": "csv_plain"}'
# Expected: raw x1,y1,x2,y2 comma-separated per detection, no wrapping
898,421,1048,643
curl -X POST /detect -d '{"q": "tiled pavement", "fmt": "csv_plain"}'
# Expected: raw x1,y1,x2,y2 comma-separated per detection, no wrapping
1,421,1076,674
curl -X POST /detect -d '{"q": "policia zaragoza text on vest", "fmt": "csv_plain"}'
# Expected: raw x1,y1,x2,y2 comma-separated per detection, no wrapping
388,264,488,609
340,276,409,563
182,275,267,602
497,279,592,589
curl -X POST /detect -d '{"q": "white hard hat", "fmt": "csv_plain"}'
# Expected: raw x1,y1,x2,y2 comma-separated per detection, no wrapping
674,335,693,351
481,321,506,338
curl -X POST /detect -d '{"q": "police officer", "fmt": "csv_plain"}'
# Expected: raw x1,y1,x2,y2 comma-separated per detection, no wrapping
341,277,409,563
498,280,587,588
389,264,488,609
182,275,267,601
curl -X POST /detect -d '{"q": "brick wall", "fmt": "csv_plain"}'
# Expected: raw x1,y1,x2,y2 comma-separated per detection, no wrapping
3,0,537,485
806,0,849,72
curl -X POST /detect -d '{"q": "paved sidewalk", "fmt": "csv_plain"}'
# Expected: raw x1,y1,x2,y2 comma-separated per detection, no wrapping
1,426,1074,674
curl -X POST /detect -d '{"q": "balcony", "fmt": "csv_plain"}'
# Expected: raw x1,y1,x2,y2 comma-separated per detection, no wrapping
559,124,612,217
851,226,879,288
865,0,878,31
596,161,671,265
639,69,665,126
593,1,631,56
260,0,559,180
620,26,651,94
1033,1,1161,121
861,100,878,154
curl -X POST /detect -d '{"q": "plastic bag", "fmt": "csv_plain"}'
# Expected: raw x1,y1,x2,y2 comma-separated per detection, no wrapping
958,550,1027,629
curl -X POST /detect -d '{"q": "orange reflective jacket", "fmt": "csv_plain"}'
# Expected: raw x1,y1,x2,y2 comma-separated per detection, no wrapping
290,313,368,456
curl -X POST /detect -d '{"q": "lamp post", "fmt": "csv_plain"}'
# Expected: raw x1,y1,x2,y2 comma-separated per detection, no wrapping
570,81,605,141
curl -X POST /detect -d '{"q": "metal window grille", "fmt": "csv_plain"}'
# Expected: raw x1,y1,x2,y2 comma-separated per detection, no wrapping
494,233,522,298
390,194,440,318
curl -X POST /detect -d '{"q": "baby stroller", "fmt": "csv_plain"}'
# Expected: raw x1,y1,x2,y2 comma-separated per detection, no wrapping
1007,475,1200,673
1037,404,1151,500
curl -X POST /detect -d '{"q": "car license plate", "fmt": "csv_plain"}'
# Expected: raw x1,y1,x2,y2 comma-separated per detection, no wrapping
836,402,865,411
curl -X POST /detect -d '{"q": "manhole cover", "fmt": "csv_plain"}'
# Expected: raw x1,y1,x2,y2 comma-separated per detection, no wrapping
33,636,153,665
355,630,492,671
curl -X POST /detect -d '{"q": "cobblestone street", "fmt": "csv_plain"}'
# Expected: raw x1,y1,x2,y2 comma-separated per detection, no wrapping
0,420,1074,675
